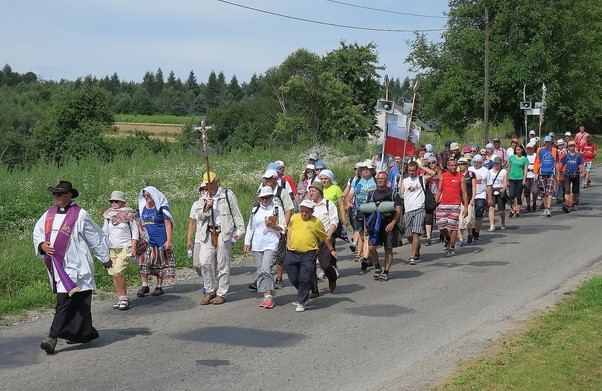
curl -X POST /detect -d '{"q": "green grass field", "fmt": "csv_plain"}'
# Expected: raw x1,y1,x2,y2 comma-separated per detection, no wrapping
437,276,602,390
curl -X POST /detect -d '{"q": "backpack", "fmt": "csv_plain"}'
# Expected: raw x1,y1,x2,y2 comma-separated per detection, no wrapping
419,176,437,214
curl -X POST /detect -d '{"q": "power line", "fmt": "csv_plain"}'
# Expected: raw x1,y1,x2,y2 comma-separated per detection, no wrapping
325,0,447,19
216,0,447,33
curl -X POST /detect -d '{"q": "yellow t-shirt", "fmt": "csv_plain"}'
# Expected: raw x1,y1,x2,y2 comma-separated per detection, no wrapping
287,214,327,252
323,184,344,207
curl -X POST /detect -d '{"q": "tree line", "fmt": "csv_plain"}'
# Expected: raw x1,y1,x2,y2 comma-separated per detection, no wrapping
1,42,414,170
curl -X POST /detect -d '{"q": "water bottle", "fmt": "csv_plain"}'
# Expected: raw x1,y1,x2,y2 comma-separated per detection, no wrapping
187,249,193,258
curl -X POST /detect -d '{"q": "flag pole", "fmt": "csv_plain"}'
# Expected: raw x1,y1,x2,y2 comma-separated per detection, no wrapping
380,75,389,171
400,79,420,179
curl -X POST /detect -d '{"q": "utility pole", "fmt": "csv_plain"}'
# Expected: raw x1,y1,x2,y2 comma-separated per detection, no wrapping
483,9,490,144
523,84,528,143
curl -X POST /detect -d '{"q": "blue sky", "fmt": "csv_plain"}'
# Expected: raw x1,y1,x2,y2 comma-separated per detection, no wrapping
1,0,448,84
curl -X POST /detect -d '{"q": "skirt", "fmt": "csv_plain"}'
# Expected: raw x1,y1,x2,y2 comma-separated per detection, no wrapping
139,245,176,278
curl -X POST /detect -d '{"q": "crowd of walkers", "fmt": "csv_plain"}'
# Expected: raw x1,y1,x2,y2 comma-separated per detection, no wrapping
33,126,596,353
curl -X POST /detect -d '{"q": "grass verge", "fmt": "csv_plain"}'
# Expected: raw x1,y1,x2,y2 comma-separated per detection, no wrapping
436,276,602,390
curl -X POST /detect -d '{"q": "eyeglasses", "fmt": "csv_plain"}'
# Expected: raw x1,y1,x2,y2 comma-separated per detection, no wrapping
471,149,478,153
110,200,121,203
259,196,273,200
480,153,486,156
52,192,67,197
315,168,323,171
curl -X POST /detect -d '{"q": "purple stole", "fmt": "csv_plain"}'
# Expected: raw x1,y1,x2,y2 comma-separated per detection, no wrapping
44,204,82,296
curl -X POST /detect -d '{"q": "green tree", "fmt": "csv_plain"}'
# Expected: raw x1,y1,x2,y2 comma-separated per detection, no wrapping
407,0,602,134
34,83,114,164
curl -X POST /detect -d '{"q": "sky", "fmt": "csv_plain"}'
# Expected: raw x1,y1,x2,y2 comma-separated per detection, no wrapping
1,0,449,84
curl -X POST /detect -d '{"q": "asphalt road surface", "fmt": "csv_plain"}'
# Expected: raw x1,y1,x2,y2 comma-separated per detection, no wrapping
2,181,601,391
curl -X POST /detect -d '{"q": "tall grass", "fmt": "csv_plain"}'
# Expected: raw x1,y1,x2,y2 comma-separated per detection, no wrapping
0,139,370,317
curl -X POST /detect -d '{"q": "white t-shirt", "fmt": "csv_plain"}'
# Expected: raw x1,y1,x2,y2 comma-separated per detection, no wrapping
401,176,425,212
526,153,536,179
487,168,507,190
469,166,490,199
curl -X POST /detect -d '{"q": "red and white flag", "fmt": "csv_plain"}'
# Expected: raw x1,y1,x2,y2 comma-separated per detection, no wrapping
383,114,420,156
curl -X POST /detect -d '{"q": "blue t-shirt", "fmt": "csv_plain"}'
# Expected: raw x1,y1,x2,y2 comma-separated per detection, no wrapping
561,153,584,176
141,206,169,247
537,148,558,175
484,160,494,169
388,166,401,193
354,177,377,209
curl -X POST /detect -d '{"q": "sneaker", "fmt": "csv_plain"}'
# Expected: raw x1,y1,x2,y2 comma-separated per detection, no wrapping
472,234,480,243
295,302,306,312
409,257,417,265
425,238,432,246
445,248,456,257
360,258,371,271
151,287,164,296
546,209,552,217
349,242,357,252
500,225,506,230
378,272,389,281
40,333,57,354
260,295,274,309
316,269,325,280
467,235,473,244
571,205,578,211
248,281,258,291
136,285,150,297
562,205,570,213
117,299,130,311
542,209,548,216
200,292,216,305
112,301,121,309
443,240,451,251
457,240,464,247
275,277,284,289
488,225,496,232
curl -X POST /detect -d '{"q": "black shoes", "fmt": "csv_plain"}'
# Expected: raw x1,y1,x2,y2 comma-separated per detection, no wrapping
41,333,57,354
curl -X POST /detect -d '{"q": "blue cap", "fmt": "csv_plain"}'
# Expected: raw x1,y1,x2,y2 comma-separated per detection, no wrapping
544,136,553,142
267,162,282,170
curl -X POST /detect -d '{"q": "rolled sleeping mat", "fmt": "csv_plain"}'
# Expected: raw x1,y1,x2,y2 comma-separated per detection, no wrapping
377,201,396,213
358,202,377,214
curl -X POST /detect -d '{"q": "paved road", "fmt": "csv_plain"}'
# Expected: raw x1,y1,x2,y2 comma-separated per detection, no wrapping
2,182,601,391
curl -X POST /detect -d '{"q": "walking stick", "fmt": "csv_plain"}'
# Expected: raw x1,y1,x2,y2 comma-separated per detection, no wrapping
194,120,219,247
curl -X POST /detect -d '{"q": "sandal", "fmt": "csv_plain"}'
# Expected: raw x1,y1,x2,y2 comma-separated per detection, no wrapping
117,299,130,310
112,301,121,309
151,287,164,296
137,286,150,297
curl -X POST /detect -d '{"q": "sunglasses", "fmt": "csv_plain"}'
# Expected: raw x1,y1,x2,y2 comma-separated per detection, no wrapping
52,192,68,197
259,196,273,200
110,200,122,203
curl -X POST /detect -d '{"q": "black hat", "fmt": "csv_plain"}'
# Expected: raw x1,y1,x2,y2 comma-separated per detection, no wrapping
48,180,79,198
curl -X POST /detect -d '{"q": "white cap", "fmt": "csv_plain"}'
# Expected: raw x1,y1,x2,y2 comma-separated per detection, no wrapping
557,139,565,145
472,154,483,162
529,130,536,135
308,153,317,160
450,142,459,150
262,169,279,179
258,186,274,198
529,138,538,145
306,164,315,170
275,160,284,167
299,199,315,209
564,131,571,136
358,159,374,169
425,144,434,152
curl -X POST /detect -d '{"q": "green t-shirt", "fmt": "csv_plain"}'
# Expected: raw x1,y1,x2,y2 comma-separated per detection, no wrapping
323,184,344,207
507,155,529,180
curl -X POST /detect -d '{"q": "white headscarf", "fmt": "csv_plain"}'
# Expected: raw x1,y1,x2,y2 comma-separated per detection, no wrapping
138,186,174,225
318,169,336,185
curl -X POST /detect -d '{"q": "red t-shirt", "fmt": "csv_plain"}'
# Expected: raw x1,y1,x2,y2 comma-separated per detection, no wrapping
581,143,597,163
282,175,298,195
440,171,462,205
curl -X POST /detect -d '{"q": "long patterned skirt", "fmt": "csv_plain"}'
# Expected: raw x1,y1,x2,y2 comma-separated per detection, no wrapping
139,246,176,278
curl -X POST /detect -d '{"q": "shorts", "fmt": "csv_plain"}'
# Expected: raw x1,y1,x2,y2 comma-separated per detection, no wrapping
563,175,580,195
584,162,593,173
458,204,475,230
492,192,506,211
474,198,487,218
404,208,425,237
368,220,400,248
523,178,538,197
538,175,556,196
435,204,461,231
108,247,129,276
